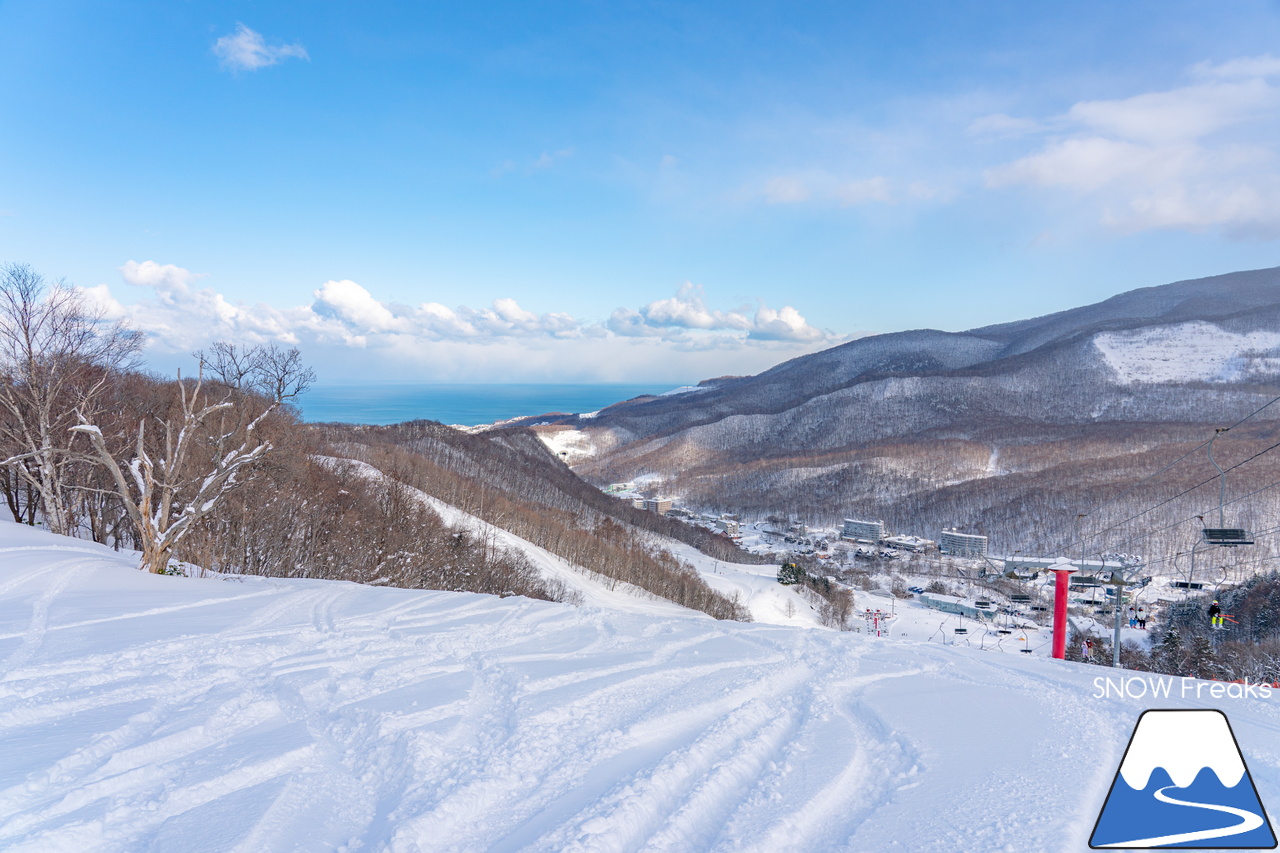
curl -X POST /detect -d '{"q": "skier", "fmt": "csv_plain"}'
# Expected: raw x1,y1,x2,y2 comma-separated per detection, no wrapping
1209,600,1224,629
1128,606,1137,628
1137,606,1147,630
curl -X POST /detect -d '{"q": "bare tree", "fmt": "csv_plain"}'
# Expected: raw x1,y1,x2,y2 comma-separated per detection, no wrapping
0,263,142,533
73,344,313,573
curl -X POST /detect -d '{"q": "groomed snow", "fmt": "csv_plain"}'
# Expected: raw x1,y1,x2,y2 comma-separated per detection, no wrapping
3,519,1280,853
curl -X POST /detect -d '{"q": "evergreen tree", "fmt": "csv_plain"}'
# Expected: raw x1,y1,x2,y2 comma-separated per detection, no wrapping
1187,635,1217,680
1154,627,1184,675
777,562,805,585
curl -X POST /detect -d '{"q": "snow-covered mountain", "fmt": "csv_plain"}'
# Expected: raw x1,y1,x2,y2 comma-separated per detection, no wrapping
523,266,1280,555
5,518,1280,852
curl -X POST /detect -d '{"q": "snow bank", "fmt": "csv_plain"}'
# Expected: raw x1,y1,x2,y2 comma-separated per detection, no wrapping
3,519,1280,852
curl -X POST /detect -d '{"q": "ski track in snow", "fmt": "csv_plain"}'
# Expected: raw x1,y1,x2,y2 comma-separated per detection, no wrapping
2,520,1280,852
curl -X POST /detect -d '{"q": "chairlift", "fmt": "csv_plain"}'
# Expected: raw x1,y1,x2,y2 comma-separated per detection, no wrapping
1202,528,1253,546
954,627,968,635
1203,428,1254,547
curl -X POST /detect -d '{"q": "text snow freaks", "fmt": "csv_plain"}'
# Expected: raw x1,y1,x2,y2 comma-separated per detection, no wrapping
1093,676,1274,700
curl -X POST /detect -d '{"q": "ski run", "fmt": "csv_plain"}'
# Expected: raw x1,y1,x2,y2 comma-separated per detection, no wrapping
3,517,1280,853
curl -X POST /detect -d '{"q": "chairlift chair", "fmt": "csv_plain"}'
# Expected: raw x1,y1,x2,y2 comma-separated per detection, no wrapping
1203,428,1255,547
1202,528,1253,546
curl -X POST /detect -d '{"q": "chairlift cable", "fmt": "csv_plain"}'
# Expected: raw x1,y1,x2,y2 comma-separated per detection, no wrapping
1049,392,1280,554
1101,477,1280,554
1066,434,1280,558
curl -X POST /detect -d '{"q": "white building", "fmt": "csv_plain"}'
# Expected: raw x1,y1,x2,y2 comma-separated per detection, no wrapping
940,528,988,558
883,535,934,553
643,498,673,516
841,518,884,542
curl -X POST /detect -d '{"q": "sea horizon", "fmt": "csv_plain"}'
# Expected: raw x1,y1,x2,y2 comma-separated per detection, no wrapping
297,382,691,427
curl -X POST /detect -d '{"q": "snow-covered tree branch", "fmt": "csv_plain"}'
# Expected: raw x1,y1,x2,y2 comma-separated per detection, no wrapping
72,344,312,574
0,263,142,534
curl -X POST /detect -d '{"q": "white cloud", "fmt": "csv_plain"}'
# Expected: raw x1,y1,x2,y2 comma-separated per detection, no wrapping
213,24,309,72
763,176,812,204
534,148,575,169
607,283,831,346
757,172,895,207
606,308,661,338
987,137,1181,193
967,113,1044,138
1191,54,1280,81
91,264,845,379
640,282,752,331
313,279,406,334
1065,80,1274,144
984,55,1280,237
750,304,826,342
119,259,204,295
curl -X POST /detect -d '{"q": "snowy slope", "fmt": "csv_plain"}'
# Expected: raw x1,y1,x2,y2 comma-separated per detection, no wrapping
1094,322,1280,384
3,520,1280,853
333,457,692,617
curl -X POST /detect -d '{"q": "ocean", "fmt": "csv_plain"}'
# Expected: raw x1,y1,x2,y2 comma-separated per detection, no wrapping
297,383,683,427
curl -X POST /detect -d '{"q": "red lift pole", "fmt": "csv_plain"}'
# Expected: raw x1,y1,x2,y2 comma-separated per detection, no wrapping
1048,559,1076,660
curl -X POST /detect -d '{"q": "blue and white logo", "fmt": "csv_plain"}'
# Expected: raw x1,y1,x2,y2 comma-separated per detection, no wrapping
1091,709,1276,848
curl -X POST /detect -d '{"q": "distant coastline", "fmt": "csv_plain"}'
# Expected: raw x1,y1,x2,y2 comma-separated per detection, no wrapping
297,383,683,427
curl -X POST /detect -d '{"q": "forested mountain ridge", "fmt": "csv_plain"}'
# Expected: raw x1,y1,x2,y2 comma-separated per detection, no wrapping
520,266,1280,562
519,265,1280,442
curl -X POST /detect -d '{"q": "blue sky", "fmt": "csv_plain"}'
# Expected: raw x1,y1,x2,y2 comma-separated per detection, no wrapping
4,1,1280,382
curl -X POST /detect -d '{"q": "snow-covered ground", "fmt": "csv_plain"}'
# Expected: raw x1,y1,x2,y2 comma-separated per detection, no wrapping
4,518,1280,853
535,427,601,465
1094,321,1280,384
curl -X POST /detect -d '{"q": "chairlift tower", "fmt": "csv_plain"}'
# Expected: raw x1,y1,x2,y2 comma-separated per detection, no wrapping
1046,557,1076,660
1101,553,1143,668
